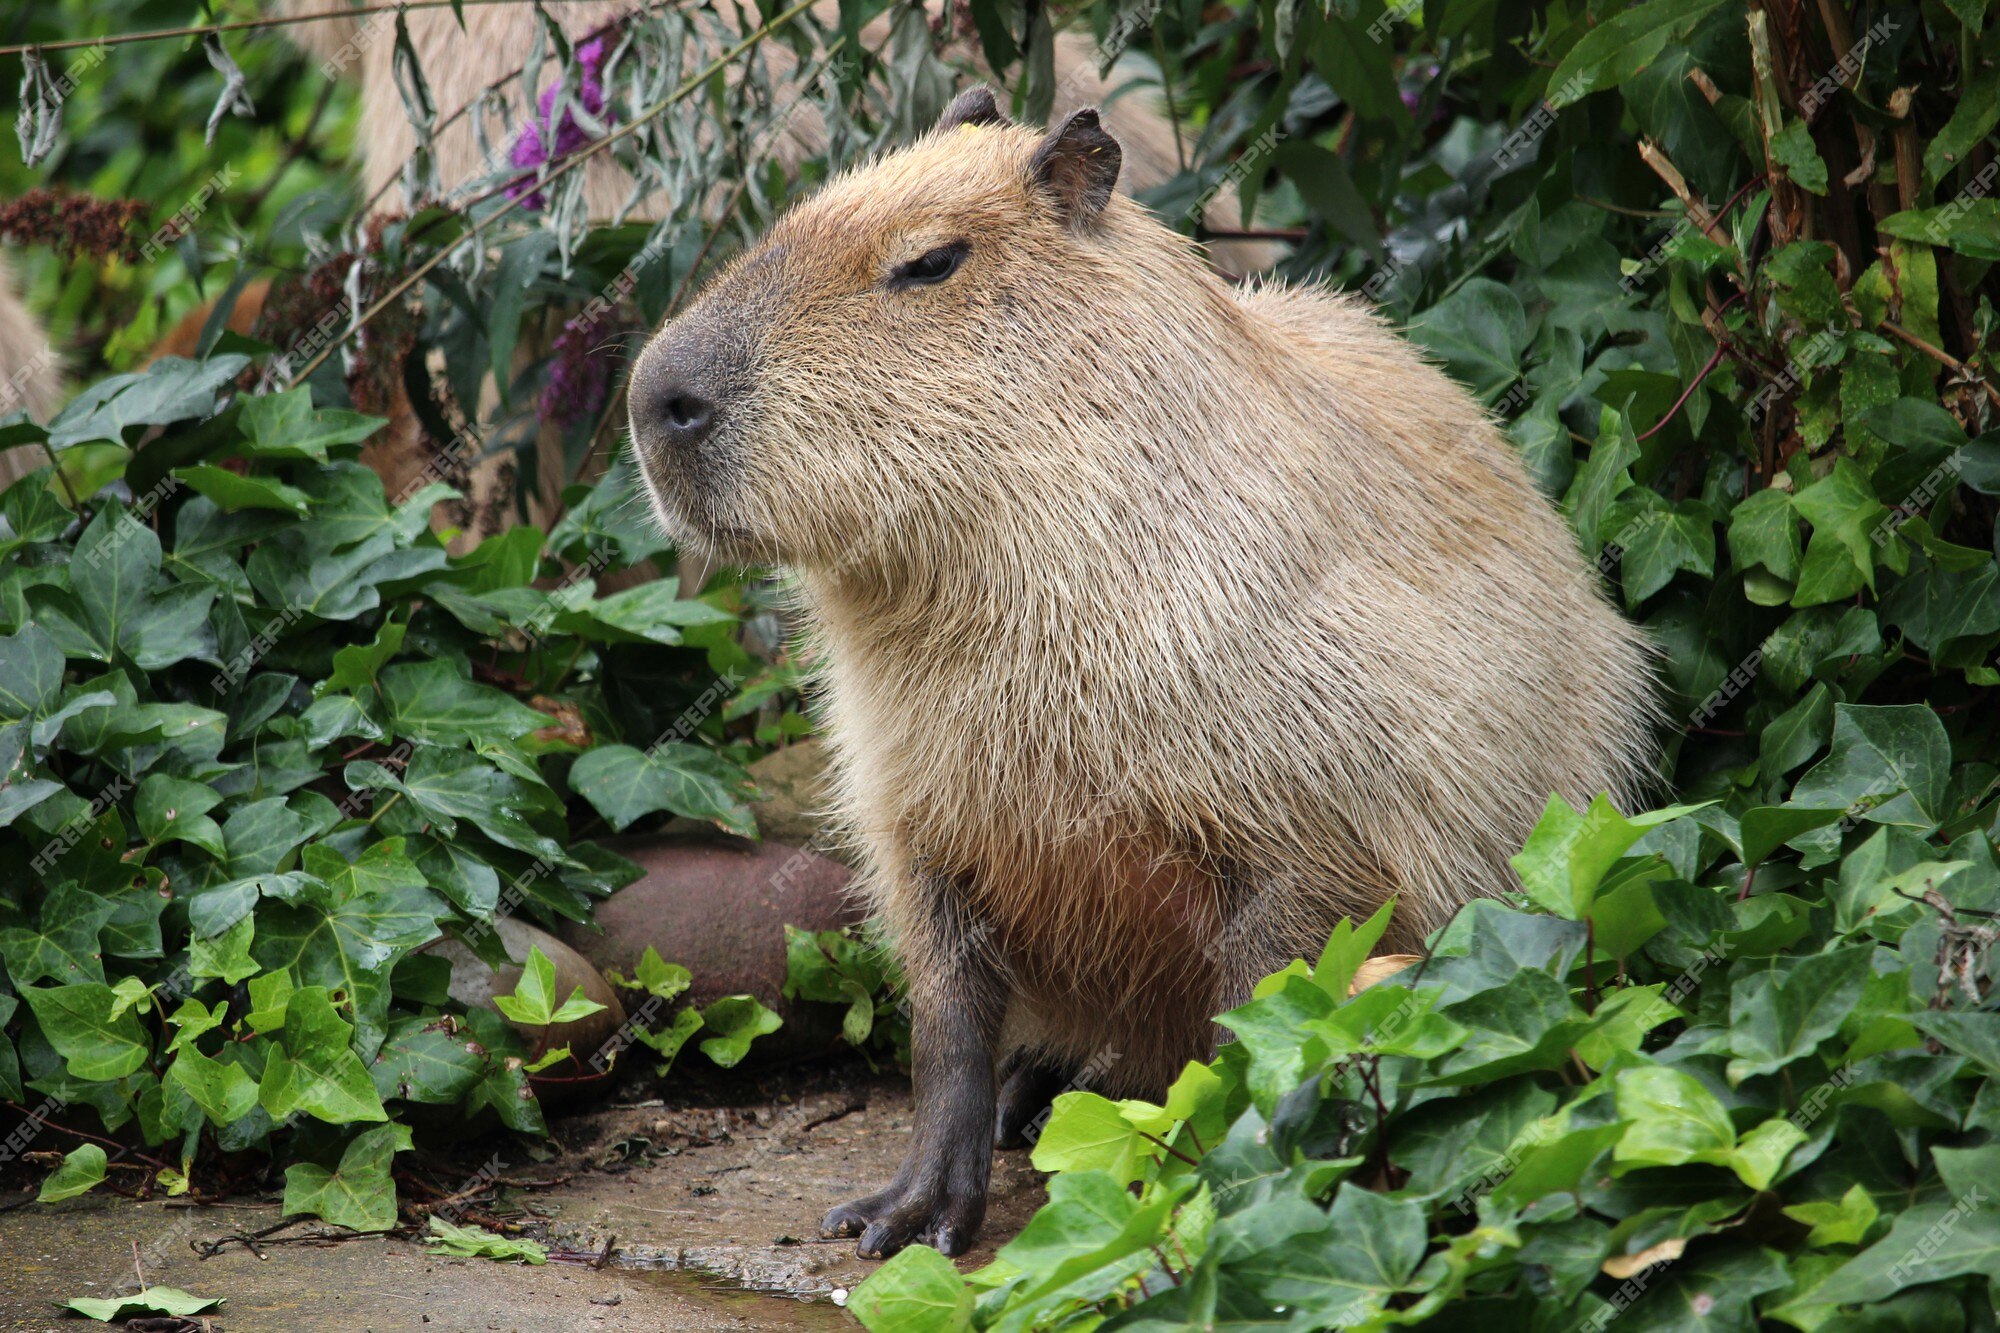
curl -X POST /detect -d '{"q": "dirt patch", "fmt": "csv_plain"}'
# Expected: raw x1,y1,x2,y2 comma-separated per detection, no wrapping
0,1061,1044,1331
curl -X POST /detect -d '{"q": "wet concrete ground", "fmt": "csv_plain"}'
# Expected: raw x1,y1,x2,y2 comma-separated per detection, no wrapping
0,1062,1046,1331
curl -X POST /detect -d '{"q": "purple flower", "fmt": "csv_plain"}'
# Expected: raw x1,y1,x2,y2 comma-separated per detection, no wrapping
508,36,614,210
540,315,614,430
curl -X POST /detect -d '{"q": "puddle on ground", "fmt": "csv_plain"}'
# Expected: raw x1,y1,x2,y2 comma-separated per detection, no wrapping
617,1266,856,1328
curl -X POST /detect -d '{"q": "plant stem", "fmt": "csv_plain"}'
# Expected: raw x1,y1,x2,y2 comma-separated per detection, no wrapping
0,0,620,57
287,0,819,389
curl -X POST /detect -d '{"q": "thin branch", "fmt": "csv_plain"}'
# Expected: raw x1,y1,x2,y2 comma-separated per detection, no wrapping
287,0,819,388
1637,344,1726,442
1136,1130,1200,1166
1881,319,2000,411
0,0,618,58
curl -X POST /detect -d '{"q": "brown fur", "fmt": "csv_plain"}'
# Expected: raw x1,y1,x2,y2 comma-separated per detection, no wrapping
630,114,1660,1098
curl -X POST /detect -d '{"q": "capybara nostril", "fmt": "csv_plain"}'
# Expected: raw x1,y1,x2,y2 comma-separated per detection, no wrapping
655,386,715,450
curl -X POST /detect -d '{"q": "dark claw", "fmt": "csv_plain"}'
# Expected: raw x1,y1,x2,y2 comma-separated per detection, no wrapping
824,1183,986,1259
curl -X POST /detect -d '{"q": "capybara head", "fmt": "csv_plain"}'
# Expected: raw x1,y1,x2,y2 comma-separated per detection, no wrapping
628,88,1136,570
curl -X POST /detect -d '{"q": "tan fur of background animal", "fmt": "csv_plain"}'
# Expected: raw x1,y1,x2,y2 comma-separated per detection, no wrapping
0,253,63,490
632,111,1661,1105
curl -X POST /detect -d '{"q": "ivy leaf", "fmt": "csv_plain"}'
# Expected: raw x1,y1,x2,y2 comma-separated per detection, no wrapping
370,1016,485,1104
172,464,312,516
0,884,116,984
696,995,782,1067
167,1045,261,1126
568,742,758,837
1406,278,1528,403
44,355,249,449
1728,486,1801,581
425,1217,548,1264
36,1144,107,1202
849,1244,974,1332
238,388,385,462
20,982,149,1080
1510,793,1704,919
258,987,389,1124
492,945,607,1027
633,1006,706,1075
253,872,449,1060
1545,0,1727,106
1771,119,1828,194
1792,703,1952,831
59,506,219,669
606,944,692,1003
281,1121,414,1231
1782,1182,1880,1247
1212,1181,1431,1326
63,1286,223,1321
135,774,226,858
0,622,63,728
1790,459,1890,605
377,659,551,744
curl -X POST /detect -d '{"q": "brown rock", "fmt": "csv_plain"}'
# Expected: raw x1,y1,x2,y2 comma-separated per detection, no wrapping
556,834,861,1013
745,740,842,857
424,917,628,1100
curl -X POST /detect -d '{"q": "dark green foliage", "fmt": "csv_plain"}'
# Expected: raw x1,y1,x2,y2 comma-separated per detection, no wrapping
0,373,773,1223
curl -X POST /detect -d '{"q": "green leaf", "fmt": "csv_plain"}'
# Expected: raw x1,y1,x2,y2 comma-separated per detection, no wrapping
425,1216,549,1264
1613,1064,1735,1166
696,995,782,1067
1511,793,1703,918
1792,703,1952,830
1728,486,1801,580
0,884,116,984
370,1016,486,1104
1790,459,1889,605
238,387,386,461
1546,0,1727,107
135,774,226,857
281,1121,414,1231
168,1045,261,1126
0,622,63,728
58,505,220,669
378,659,551,744
1879,202,2000,261
44,355,249,449
606,945,692,1003
569,742,758,837
850,1244,974,1333
1407,279,1528,403
1796,1195,2000,1308
259,986,391,1124
20,982,149,1080
36,1144,107,1202
63,1286,223,1322
1029,1091,1147,1183
1782,1182,1879,1247
1214,1181,1430,1325
173,463,313,515
1771,119,1828,194
492,945,607,1027
1923,67,2000,187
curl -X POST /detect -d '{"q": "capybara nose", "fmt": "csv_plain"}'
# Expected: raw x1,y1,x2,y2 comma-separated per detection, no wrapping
650,381,715,452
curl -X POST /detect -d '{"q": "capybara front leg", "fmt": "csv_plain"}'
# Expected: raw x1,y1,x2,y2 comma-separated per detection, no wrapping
821,880,1003,1258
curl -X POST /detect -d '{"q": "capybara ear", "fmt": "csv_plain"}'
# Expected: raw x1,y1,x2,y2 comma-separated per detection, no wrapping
1029,108,1122,229
938,85,1006,133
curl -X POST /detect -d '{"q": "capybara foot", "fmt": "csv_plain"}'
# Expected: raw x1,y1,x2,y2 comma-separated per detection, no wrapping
821,1179,986,1258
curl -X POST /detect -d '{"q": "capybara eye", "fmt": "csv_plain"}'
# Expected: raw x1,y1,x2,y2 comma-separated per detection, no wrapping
889,242,969,288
